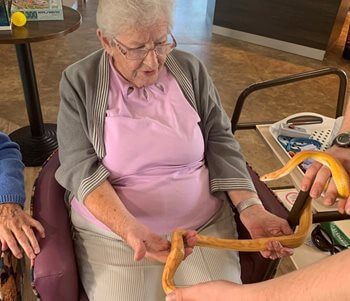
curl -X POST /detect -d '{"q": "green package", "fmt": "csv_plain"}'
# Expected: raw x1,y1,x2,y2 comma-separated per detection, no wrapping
320,222,350,248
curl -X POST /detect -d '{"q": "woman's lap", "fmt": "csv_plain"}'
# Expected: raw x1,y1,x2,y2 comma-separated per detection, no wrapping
71,201,241,301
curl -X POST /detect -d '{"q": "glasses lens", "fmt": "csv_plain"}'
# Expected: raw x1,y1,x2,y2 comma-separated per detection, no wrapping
155,44,173,55
126,49,148,60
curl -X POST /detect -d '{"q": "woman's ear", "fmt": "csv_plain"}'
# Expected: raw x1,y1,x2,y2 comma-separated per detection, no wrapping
96,29,113,55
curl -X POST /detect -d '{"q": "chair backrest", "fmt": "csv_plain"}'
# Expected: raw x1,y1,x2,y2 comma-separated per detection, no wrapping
31,150,88,301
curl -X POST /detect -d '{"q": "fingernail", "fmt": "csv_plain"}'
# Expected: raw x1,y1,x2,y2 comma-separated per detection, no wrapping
346,208,350,215
301,184,307,191
35,248,40,254
310,190,319,198
166,293,175,301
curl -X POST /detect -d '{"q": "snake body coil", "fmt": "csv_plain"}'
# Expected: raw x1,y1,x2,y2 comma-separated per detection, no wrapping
162,151,350,294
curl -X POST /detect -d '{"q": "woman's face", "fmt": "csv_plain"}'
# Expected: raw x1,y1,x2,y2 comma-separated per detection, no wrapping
101,23,170,88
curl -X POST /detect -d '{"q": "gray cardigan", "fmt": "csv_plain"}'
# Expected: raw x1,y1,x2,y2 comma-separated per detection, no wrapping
55,49,256,203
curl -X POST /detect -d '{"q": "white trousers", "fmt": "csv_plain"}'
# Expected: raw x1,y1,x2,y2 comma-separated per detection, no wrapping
71,201,241,301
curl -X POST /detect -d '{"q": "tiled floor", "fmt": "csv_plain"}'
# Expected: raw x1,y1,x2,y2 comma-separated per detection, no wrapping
1,0,349,299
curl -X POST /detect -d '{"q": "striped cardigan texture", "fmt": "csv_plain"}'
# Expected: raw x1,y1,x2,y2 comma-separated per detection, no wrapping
55,49,256,203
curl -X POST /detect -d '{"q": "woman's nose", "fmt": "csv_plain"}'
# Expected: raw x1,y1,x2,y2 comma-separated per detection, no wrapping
143,49,159,68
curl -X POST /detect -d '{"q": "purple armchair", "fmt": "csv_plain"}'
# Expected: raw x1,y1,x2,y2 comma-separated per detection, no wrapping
31,150,88,301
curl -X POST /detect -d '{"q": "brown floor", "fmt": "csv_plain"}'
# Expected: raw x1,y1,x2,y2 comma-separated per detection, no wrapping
1,0,349,299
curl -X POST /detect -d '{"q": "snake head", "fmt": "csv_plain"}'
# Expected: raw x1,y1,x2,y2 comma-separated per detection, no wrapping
259,151,350,199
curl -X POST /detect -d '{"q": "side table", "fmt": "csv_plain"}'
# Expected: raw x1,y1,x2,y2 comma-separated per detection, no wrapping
0,6,81,166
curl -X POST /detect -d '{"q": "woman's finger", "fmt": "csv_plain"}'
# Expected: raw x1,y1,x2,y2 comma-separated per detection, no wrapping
145,250,170,263
265,241,286,259
281,248,294,256
183,230,197,248
183,247,193,259
22,224,40,254
260,250,271,258
144,234,170,252
0,238,8,251
0,229,22,259
28,217,45,238
12,227,35,260
268,240,293,257
270,243,280,259
132,239,147,261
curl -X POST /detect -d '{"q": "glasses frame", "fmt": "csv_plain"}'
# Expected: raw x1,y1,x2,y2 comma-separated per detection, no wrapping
112,32,177,61
311,224,348,255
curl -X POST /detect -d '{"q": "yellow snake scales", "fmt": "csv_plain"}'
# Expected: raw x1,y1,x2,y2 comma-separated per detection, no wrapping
162,151,350,294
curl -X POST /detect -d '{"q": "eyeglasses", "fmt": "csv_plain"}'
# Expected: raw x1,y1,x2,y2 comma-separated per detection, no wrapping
112,33,177,60
311,225,348,255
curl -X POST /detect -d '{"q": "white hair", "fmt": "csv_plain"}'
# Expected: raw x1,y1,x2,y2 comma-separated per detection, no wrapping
97,0,175,39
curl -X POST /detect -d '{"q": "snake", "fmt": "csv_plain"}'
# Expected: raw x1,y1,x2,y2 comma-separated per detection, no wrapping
162,151,350,294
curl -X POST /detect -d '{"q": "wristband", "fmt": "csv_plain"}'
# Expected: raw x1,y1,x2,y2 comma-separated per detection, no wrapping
236,197,263,214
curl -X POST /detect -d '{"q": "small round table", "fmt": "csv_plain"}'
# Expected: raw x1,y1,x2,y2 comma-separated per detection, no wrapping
0,6,81,166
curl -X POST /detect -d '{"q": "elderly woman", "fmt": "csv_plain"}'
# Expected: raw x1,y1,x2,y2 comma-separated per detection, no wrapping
55,0,293,300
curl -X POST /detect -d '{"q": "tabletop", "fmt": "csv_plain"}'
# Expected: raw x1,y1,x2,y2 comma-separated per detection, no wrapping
256,123,350,269
0,6,81,44
256,123,340,212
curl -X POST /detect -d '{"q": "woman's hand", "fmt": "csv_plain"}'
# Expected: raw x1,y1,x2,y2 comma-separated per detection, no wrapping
239,205,294,259
165,281,240,301
125,222,197,263
301,146,350,214
0,203,45,260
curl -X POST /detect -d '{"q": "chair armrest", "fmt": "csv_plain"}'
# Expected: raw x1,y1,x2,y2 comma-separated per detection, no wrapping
31,151,79,301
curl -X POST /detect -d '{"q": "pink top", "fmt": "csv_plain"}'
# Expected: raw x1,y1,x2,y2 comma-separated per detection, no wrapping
71,60,221,235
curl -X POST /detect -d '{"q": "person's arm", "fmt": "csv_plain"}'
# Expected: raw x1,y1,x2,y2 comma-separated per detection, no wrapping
0,132,25,206
56,70,111,202
0,132,45,260
301,99,350,214
167,248,350,301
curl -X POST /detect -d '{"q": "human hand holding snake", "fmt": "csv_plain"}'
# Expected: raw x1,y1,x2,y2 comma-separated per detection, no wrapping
162,151,350,295
301,146,350,214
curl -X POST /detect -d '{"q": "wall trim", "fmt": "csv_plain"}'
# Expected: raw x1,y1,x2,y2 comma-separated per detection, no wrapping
212,25,325,60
